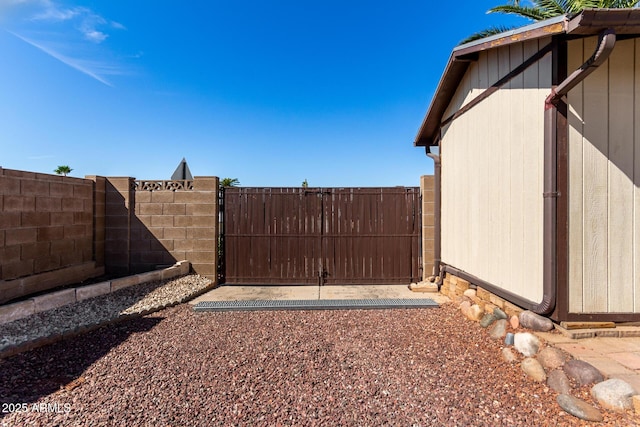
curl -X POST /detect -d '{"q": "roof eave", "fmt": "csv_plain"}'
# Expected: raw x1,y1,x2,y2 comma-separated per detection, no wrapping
414,16,568,147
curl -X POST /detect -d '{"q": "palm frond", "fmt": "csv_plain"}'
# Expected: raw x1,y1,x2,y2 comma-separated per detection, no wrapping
604,0,640,7
487,5,555,20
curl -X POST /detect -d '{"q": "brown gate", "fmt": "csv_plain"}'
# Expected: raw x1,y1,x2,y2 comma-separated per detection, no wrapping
222,187,421,285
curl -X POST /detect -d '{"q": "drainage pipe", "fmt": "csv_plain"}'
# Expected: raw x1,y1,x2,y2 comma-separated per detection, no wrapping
535,29,616,315
426,145,442,283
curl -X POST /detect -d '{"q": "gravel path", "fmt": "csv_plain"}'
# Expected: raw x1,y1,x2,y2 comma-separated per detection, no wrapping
0,275,213,353
2,302,639,426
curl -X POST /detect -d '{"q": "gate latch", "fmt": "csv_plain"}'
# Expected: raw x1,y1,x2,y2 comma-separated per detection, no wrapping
318,268,328,286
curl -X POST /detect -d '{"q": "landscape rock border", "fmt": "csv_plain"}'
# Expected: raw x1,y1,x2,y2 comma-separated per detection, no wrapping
0,273,215,359
0,261,192,325
453,291,640,422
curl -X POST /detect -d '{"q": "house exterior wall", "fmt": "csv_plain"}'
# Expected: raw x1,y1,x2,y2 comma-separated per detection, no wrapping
567,37,640,314
440,38,551,304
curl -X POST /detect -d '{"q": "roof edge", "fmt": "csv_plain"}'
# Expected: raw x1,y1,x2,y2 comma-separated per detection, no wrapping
414,15,569,147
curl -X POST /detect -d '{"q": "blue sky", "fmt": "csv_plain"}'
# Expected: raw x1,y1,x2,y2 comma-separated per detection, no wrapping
0,1,527,187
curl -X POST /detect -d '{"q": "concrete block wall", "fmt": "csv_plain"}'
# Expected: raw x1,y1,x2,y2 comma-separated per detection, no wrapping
441,272,524,318
105,177,219,280
420,175,435,281
0,167,103,303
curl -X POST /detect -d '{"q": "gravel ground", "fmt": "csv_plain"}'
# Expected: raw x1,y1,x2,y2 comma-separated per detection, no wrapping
0,275,213,352
2,302,639,426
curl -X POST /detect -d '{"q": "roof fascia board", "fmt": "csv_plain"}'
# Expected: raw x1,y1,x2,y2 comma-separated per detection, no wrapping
414,16,569,147
454,15,567,57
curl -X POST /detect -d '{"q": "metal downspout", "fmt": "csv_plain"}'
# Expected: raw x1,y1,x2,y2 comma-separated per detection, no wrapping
536,29,616,315
426,145,442,284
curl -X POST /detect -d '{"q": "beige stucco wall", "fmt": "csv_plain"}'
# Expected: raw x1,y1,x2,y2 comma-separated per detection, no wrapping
440,38,551,304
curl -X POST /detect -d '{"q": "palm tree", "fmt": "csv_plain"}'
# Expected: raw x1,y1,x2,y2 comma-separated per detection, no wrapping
463,0,640,44
220,177,240,187
54,165,73,176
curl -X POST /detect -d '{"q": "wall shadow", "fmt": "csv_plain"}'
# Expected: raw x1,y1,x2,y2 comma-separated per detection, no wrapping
0,315,163,414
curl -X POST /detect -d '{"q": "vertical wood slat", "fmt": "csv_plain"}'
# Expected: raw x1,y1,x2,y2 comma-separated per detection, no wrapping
523,38,544,302
635,39,640,312
510,42,525,298
223,187,421,285
568,38,585,313
608,39,635,312
582,36,610,313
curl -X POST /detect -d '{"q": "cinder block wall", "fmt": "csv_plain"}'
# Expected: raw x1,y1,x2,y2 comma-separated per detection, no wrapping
421,175,435,281
0,167,104,303
104,177,219,280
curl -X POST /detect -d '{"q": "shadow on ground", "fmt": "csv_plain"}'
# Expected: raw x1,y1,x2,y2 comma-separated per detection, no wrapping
0,315,163,415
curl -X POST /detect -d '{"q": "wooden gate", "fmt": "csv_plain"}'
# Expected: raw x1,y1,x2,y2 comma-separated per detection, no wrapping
222,187,421,285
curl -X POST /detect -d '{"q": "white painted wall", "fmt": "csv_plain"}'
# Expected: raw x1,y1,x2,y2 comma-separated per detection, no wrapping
440,38,550,304
567,37,640,314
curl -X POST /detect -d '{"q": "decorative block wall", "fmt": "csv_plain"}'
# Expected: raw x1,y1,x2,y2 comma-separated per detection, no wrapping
104,177,219,279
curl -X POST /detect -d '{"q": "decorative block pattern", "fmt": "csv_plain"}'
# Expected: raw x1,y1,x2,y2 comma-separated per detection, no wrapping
104,176,218,280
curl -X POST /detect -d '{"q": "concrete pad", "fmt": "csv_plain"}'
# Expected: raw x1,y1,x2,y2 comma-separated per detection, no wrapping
0,299,35,324
554,342,602,360
190,285,450,305
580,357,636,377
611,374,640,394
534,331,576,345
583,337,640,355
190,286,319,304
76,281,111,302
33,289,76,313
609,352,640,371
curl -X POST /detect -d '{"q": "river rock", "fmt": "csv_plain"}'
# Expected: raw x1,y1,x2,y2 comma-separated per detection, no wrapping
563,360,604,386
514,332,540,357
460,300,471,317
468,304,484,322
537,347,568,370
547,369,572,394
521,357,546,382
509,315,519,329
502,347,518,363
505,332,514,346
493,307,507,320
479,313,497,328
591,378,637,412
489,319,507,340
463,289,476,299
519,310,554,332
557,394,603,422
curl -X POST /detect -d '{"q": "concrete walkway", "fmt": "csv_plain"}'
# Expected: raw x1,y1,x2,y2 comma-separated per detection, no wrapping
190,284,450,305
536,330,640,393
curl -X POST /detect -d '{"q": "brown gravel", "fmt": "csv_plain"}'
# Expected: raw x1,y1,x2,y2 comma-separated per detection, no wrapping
1,303,639,426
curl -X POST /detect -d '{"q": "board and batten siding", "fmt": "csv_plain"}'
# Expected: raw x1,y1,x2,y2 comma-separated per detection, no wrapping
440,38,550,304
567,37,640,314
